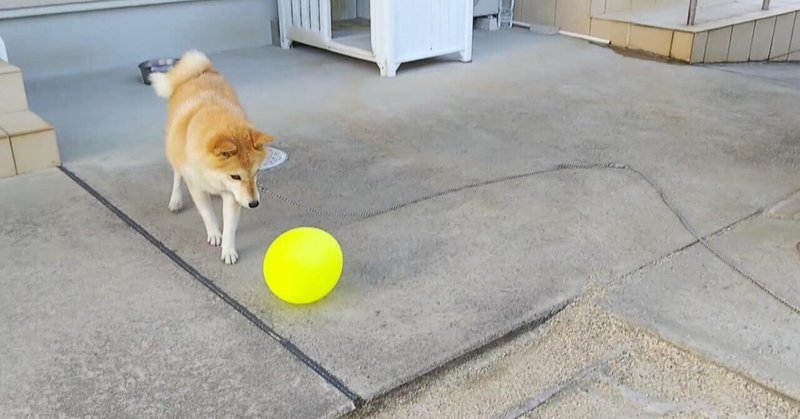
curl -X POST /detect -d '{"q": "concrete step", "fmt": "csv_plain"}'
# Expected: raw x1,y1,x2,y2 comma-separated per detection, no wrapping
0,60,28,113
0,110,61,178
590,0,800,63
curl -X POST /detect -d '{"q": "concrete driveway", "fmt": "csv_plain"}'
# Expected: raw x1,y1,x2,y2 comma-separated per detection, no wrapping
3,29,799,417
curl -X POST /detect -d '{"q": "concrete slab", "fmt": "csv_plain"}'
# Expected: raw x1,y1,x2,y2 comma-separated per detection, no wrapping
68,160,695,397
25,30,800,399
604,215,800,399
348,303,799,418
524,345,799,418
0,170,352,418
27,31,800,235
710,62,800,89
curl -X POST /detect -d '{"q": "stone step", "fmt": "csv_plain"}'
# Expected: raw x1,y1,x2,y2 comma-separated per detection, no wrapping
0,60,28,113
0,110,61,178
590,0,800,63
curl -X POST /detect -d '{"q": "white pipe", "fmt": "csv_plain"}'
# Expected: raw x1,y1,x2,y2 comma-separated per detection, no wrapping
558,30,610,45
0,35,7,62
513,21,611,45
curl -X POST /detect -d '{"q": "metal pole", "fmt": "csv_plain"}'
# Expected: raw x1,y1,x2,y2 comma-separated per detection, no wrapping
762,0,770,10
0,36,6,62
687,0,698,25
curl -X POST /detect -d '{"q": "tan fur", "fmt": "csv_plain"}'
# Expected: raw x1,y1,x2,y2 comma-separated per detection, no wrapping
154,50,274,264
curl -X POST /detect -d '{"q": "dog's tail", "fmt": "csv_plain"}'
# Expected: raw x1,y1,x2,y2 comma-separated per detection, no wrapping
150,50,211,99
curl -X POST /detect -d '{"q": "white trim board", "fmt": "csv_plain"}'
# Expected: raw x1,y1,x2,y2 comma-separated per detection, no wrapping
0,0,210,19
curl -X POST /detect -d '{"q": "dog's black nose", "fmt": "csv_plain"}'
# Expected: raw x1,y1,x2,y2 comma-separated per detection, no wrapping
249,201,259,208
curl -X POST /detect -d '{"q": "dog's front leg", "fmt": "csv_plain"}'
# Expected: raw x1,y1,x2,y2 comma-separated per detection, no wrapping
168,169,184,212
221,193,241,265
187,183,222,246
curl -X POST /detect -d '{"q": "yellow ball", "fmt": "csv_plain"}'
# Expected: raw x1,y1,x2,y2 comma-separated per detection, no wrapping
263,227,343,304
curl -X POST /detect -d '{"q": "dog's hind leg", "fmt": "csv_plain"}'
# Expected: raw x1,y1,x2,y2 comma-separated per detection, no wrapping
187,183,222,247
221,193,241,265
168,169,184,212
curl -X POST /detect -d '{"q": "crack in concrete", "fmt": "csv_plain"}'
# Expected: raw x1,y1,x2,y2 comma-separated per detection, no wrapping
611,208,764,291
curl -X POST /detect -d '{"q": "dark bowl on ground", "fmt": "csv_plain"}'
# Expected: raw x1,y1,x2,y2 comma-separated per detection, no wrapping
138,58,179,85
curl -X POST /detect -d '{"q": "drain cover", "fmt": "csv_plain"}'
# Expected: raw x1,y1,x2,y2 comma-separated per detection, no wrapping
261,147,288,172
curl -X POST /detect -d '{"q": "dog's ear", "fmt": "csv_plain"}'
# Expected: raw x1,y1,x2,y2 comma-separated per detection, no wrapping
212,138,238,159
252,131,274,149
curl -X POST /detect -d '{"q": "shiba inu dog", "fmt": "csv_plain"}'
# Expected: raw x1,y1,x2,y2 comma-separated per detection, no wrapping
150,50,273,264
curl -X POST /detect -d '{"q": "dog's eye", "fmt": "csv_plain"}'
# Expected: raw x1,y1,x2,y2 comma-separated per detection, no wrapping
230,175,241,180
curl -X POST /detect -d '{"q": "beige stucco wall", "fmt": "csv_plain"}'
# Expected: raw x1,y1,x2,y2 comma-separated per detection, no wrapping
513,0,684,34
0,0,276,78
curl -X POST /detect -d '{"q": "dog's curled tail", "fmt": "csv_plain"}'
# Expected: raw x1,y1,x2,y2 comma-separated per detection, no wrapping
150,50,211,98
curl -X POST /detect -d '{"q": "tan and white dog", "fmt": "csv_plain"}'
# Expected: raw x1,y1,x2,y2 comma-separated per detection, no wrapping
150,50,273,264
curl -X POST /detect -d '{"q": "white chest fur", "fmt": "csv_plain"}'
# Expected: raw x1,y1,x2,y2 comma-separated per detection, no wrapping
182,165,225,195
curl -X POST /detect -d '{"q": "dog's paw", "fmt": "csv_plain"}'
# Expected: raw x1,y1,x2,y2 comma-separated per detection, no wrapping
221,247,239,265
168,197,183,212
207,230,222,247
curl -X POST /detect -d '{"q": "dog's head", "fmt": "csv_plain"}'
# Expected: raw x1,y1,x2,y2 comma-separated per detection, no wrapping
206,126,273,208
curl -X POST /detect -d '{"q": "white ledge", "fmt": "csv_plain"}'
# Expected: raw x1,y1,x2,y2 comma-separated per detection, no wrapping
0,0,207,19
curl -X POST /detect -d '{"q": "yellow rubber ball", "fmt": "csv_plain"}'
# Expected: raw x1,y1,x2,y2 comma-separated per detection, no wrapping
263,227,343,304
